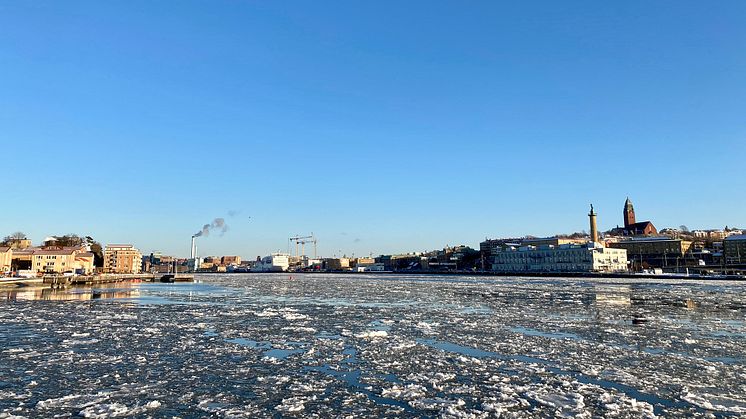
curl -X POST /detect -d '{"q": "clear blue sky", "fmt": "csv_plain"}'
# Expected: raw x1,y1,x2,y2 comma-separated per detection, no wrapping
1,1,744,258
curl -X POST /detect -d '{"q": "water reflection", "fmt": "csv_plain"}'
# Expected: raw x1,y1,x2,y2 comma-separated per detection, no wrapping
594,285,632,306
1,286,140,301
0,280,232,306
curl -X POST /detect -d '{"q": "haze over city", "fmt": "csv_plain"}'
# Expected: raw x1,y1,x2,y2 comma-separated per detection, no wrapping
2,1,745,258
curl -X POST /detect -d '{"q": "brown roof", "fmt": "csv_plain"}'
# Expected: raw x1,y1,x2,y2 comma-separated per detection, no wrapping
0,246,10,253
10,249,35,256
629,221,654,229
33,249,77,256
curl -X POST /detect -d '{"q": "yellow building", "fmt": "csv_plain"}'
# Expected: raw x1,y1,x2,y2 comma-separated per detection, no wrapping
6,239,32,250
353,257,375,267
32,248,79,274
0,247,12,272
75,252,95,274
104,244,142,274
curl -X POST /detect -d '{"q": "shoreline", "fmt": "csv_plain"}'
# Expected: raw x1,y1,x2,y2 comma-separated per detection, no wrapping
197,270,745,281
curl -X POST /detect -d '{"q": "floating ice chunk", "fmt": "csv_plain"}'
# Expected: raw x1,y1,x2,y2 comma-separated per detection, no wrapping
36,394,82,408
61,339,100,346
389,340,416,350
682,389,746,413
355,330,388,339
78,402,130,418
145,400,161,409
255,309,279,317
275,397,306,413
281,326,316,333
381,384,427,400
410,397,465,411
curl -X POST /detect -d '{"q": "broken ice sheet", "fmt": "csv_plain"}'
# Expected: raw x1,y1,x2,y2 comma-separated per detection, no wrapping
1,274,745,417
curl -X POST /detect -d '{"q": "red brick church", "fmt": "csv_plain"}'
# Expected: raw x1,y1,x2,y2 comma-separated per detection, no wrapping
611,198,658,236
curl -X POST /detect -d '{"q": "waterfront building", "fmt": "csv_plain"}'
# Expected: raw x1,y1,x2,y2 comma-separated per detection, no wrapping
221,256,241,265
32,248,94,274
479,239,502,261
149,252,163,265
74,252,95,274
355,262,385,272
104,244,142,274
9,248,34,271
352,257,375,268
325,258,351,271
724,235,746,265
608,237,692,270
521,237,587,247
0,247,11,272
492,242,628,273
251,253,290,272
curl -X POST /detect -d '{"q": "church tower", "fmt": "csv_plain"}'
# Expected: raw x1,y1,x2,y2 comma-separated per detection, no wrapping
623,197,636,229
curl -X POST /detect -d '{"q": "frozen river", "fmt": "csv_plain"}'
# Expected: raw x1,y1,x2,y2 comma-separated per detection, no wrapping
1,273,745,418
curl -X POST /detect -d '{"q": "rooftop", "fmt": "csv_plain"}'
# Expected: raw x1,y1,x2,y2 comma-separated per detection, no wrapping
615,237,681,243
33,249,77,256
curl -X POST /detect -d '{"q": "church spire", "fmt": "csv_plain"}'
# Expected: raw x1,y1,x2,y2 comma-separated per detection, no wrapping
623,197,636,229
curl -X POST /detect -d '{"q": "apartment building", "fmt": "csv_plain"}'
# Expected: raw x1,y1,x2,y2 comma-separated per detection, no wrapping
492,242,628,273
104,244,142,274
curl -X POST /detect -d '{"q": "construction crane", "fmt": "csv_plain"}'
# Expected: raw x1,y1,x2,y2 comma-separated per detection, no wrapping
288,234,318,259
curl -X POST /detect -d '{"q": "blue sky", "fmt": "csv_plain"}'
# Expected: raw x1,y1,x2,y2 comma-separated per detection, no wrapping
1,1,744,258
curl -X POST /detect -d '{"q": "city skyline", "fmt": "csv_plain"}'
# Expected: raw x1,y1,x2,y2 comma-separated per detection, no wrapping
6,197,739,259
2,1,745,257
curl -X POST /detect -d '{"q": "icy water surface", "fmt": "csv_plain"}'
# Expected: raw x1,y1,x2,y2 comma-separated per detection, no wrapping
1,274,745,418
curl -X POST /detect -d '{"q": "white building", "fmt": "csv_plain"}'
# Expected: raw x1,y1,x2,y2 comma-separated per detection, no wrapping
492,242,628,273
251,253,290,272
355,263,385,272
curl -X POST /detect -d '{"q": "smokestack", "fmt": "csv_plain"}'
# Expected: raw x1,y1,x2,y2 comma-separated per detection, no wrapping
191,235,196,260
589,204,598,244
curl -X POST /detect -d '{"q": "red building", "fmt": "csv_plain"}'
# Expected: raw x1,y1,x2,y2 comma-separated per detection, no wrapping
611,198,658,236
